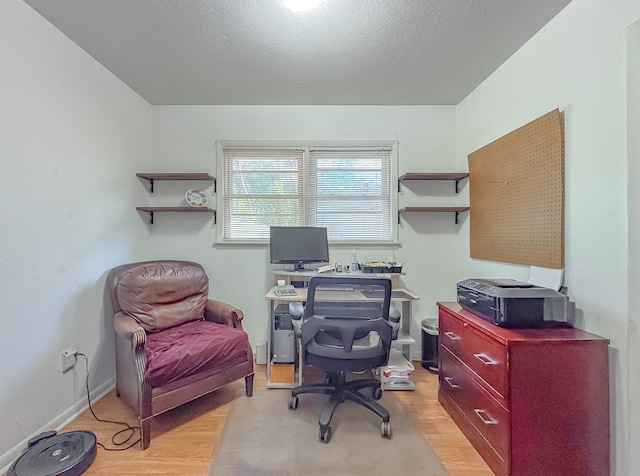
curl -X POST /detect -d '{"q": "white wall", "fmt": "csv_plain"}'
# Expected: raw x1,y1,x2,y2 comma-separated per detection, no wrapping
4,0,637,474
456,1,640,474
0,0,152,471
150,105,460,354
626,16,640,475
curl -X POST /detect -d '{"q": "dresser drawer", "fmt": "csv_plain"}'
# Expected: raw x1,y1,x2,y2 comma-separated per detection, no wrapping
440,349,510,470
437,302,611,476
440,309,508,402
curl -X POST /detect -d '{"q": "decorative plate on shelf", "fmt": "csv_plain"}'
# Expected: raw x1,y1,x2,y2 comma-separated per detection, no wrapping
185,189,208,207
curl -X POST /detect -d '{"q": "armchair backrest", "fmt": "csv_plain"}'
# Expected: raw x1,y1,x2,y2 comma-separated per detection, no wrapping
107,260,209,333
301,276,393,362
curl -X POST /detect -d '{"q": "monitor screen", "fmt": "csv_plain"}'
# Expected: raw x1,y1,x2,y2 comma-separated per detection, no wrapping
269,226,329,270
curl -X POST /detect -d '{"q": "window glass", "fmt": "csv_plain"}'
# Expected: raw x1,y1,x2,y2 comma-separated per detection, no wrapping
220,144,394,243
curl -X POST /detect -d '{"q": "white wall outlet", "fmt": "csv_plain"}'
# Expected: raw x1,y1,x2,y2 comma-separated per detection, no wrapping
61,347,77,372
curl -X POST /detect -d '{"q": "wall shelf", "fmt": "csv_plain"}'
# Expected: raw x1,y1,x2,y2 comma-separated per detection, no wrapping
136,173,216,193
398,172,469,224
398,172,469,193
136,206,216,225
398,207,470,224
136,172,216,224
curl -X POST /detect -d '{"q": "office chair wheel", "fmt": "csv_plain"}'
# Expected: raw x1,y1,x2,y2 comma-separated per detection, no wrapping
318,425,332,443
373,386,383,400
288,395,299,410
381,421,392,438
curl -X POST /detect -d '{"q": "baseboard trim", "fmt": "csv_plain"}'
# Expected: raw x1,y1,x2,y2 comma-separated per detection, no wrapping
0,376,116,475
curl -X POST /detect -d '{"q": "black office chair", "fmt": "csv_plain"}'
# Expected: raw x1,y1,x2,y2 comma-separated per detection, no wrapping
288,276,395,442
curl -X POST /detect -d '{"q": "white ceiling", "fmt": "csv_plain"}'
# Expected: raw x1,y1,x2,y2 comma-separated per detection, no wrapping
22,0,572,105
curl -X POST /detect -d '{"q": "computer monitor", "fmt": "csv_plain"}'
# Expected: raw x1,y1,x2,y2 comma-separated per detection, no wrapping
269,226,330,271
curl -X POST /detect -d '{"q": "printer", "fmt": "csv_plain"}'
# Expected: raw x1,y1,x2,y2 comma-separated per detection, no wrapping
457,278,572,328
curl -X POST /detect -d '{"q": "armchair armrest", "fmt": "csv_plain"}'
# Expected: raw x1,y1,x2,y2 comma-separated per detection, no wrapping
204,299,244,329
113,312,148,413
114,312,146,347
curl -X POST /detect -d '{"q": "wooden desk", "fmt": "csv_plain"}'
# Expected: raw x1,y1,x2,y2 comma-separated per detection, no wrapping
265,271,418,389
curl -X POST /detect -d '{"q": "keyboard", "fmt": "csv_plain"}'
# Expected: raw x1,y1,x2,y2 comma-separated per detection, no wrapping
274,285,297,296
316,286,354,292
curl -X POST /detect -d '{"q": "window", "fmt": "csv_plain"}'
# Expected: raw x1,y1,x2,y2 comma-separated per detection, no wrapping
217,142,396,244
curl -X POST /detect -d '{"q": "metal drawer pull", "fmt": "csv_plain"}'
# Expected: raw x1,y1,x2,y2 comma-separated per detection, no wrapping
444,331,460,340
444,377,459,388
474,409,498,425
473,353,498,365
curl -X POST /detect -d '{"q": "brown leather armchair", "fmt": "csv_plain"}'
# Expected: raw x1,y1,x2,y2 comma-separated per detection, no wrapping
107,260,254,449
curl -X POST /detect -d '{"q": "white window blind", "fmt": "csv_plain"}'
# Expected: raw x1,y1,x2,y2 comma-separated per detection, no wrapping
220,144,394,243
223,148,304,240
309,147,392,241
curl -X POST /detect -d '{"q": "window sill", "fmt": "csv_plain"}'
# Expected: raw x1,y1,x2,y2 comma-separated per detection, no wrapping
213,240,401,247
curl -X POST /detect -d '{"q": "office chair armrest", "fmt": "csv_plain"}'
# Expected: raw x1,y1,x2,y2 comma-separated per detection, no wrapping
289,301,305,319
288,302,305,337
388,303,400,340
388,319,400,340
204,299,244,329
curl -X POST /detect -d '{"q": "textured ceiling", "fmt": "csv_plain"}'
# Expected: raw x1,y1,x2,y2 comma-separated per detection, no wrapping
22,0,572,105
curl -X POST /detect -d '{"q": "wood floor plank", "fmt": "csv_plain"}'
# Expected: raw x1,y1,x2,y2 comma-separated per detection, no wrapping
57,364,493,476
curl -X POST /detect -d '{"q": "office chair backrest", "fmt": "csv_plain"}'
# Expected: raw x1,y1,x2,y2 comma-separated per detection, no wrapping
301,276,393,359
304,275,391,320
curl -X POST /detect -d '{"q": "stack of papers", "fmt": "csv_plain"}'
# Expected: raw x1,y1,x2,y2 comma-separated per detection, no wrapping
381,348,414,384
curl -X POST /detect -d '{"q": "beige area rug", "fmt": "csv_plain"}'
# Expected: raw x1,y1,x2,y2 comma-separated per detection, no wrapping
210,388,450,476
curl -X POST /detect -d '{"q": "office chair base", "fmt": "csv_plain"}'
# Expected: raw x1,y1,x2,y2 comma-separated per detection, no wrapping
289,371,392,443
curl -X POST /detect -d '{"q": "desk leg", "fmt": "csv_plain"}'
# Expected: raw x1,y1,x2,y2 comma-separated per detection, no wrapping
267,300,274,385
383,299,416,391
266,299,301,389
400,300,412,361
297,333,303,387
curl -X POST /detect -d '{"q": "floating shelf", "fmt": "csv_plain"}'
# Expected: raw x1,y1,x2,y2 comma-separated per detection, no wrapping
398,206,470,224
136,207,216,225
136,173,216,193
398,172,469,193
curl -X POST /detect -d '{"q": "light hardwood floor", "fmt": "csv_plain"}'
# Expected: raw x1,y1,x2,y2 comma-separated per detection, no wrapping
57,364,493,476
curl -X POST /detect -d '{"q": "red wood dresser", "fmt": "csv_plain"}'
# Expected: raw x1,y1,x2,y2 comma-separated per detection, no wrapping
437,302,610,476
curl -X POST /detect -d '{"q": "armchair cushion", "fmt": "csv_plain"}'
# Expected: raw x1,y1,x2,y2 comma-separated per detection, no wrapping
144,319,250,388
116,261,209,332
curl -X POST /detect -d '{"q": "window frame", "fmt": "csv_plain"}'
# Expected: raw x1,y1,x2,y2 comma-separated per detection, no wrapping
215,140,399,246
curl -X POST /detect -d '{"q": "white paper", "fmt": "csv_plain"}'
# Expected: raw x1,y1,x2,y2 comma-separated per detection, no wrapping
528,266,564,291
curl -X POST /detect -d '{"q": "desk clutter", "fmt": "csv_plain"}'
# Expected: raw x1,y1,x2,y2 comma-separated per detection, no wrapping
360,261,404,273
274,284,296,296
380,348,415,389
317,261,405,274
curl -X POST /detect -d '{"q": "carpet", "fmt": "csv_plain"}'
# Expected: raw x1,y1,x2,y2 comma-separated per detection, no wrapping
209,389,450,476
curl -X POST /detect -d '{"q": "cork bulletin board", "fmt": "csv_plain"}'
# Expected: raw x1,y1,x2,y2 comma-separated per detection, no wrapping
467,108,564,268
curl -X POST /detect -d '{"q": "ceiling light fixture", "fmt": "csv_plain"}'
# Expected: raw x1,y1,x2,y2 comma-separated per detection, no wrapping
283,0,323,13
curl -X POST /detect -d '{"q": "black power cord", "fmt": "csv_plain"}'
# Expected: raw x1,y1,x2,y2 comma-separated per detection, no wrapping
74,352,140,451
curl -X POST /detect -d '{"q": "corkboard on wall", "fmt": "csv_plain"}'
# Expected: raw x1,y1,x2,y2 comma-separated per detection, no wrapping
467,108,564,269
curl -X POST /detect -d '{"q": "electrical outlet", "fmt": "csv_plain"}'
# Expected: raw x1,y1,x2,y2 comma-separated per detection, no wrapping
61,347,77,373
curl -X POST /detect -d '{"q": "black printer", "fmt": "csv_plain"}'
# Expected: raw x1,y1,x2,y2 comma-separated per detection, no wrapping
457,278,570,328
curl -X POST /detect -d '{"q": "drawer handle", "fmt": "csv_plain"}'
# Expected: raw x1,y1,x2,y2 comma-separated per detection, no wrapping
473,353,498,365
474,409,498,425
444,331,460,340
443,376,459,388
